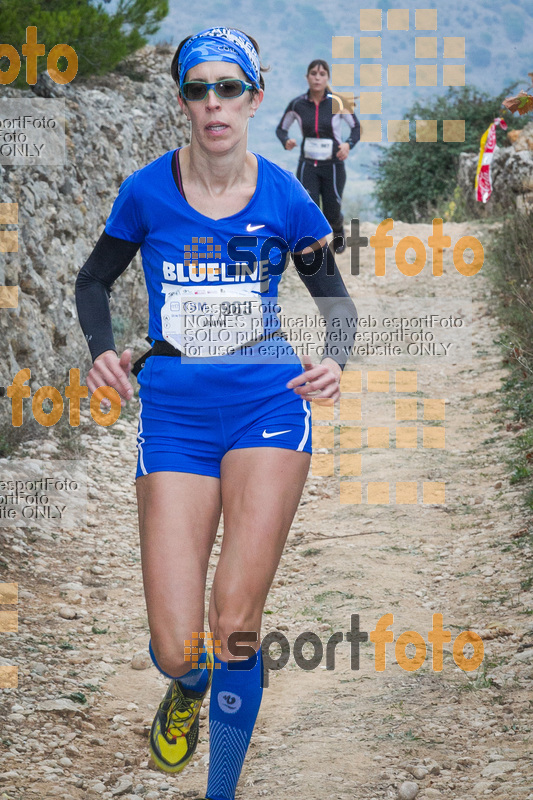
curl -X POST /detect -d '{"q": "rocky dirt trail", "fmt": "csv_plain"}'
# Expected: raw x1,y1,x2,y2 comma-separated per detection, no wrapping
0,221,532,800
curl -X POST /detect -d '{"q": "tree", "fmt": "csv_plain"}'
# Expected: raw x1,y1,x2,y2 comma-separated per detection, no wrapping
372,85,528,222
0,0,168,81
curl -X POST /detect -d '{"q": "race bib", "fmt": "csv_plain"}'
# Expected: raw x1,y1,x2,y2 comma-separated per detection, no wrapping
161,284,264,357
303,137,334,160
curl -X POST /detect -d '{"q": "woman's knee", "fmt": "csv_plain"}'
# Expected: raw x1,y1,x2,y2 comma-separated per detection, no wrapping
210,608,261,657
150,632,193,678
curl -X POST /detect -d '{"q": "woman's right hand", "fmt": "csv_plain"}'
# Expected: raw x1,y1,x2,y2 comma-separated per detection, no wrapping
87,349,133,407
285,139,297,150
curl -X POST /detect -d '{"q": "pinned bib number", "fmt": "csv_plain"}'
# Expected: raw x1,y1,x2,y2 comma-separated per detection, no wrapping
303,137,333,160
161,285,264,357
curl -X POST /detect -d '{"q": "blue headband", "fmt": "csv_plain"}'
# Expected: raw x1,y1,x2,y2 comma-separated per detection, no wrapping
178,27,261,91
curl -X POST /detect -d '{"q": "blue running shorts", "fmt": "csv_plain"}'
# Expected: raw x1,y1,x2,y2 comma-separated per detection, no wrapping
135,348,312,479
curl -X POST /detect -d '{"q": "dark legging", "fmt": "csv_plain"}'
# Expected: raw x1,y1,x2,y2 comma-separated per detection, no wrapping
297,158,346,233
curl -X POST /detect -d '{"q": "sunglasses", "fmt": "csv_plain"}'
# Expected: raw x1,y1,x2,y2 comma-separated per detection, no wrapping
181,79,254,101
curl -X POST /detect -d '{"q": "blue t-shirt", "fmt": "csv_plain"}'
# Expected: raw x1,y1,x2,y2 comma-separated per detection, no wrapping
105,149,331,359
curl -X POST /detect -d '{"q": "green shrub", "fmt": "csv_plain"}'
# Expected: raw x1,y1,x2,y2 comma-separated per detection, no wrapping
372,85,528,222
488,210,533,508
489,210,533,380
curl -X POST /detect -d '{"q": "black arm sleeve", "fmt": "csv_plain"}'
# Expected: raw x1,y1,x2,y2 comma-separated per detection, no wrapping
75,231,141,362
293,244,357,370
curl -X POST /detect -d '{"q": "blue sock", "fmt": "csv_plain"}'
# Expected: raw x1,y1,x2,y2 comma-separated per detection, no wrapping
148,639,210,693
206,649,263,800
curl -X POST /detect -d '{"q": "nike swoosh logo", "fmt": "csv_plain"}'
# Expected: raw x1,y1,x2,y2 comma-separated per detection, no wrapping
246,224,265,231
262,429,291,438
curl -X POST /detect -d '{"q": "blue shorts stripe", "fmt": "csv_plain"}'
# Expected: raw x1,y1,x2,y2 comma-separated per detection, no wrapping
137,398,148,476
297,398,311,451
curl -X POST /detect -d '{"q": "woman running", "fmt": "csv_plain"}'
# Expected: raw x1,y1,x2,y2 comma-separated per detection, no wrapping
76,27,357,800
276,59,360,253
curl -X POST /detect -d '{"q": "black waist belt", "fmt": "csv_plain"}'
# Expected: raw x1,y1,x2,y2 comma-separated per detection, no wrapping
131,330,287,378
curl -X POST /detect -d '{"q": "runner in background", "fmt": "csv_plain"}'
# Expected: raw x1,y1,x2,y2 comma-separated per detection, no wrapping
276,59,360,254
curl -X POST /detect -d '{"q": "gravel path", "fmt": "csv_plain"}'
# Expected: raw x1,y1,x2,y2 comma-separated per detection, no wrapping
0,221,532,800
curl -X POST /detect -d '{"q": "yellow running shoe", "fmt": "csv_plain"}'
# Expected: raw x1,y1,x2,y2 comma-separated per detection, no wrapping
149,651,213,773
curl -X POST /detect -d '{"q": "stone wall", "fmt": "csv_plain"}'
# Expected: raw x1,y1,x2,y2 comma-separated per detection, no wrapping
458,122,533,213
0,45,188,390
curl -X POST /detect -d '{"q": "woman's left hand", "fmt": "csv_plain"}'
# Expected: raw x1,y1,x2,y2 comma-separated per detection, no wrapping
287,356,342,402
336,142,350,161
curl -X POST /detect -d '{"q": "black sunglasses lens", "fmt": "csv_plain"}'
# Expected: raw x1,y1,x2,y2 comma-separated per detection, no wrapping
216,81,243,98
183,81,246,100
184,83,207,100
